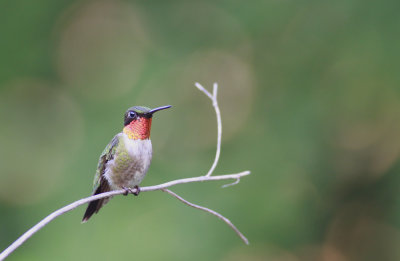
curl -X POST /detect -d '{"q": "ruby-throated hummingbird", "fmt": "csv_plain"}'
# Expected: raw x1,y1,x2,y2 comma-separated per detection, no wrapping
82,105,172,222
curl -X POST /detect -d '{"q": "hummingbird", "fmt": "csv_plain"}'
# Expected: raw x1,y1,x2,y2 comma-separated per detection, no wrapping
82,105,172,222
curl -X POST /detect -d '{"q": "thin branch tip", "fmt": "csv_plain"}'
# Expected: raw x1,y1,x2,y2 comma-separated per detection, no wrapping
195,82,213,99
194,82,202,89
222,178,240,188
212,82,218,98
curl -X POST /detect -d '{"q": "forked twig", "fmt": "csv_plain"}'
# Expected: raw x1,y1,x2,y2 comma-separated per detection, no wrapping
195,83,222,177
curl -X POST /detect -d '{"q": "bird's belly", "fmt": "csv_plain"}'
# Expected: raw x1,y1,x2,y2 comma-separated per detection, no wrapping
105,138,152,190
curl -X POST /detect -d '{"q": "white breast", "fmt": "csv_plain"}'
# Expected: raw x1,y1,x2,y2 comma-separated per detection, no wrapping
123,134,153,168
105,133,152,190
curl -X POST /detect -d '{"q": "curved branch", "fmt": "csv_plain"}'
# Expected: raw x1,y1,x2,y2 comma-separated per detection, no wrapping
162,189,249,245
222,178,240,188
0,171,250,261
195,82,222,177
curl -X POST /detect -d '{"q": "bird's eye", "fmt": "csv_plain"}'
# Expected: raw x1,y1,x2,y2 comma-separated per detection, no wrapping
129,111,136,118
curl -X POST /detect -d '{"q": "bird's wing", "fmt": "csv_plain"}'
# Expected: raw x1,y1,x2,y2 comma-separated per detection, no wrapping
92,133,120,191
82,133,121,222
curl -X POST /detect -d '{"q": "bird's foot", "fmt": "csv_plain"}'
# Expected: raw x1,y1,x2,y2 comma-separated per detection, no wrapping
122,186,140,196
132,185,140,196
122,187,130,196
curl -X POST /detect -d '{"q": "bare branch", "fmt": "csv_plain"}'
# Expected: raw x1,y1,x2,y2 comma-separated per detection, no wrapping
162,189,249,245
141,171,250,191
222,178,240,188
212,82,218,101
195,82,222,177
195,82,213,100
0,171,250,261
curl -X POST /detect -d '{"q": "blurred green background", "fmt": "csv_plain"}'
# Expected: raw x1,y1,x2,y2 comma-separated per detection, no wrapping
1,0,400,260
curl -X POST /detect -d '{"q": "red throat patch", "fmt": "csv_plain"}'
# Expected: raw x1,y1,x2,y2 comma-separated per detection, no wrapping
123,117,152,140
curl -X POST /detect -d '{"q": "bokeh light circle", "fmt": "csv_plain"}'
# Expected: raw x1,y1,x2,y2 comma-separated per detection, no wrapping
0,79,84,205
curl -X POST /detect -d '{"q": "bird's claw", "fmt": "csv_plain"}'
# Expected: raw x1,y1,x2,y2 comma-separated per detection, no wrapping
122,187,130,196
122,186,140,196
132,185,140,196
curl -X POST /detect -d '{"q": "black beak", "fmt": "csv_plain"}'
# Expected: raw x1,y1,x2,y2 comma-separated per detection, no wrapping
149,105,172,114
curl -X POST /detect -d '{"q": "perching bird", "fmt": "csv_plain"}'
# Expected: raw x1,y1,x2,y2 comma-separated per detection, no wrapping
82,105,171,222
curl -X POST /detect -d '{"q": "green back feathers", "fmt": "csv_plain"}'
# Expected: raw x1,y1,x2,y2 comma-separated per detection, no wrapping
93,135,120,190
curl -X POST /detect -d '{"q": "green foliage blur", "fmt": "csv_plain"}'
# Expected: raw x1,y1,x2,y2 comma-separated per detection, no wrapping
1,1,400,260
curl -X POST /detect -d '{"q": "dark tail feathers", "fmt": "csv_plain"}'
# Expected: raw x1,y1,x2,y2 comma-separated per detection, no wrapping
82,180,110,223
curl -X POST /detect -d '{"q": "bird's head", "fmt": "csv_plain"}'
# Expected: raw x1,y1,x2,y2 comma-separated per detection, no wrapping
123,105,171,140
